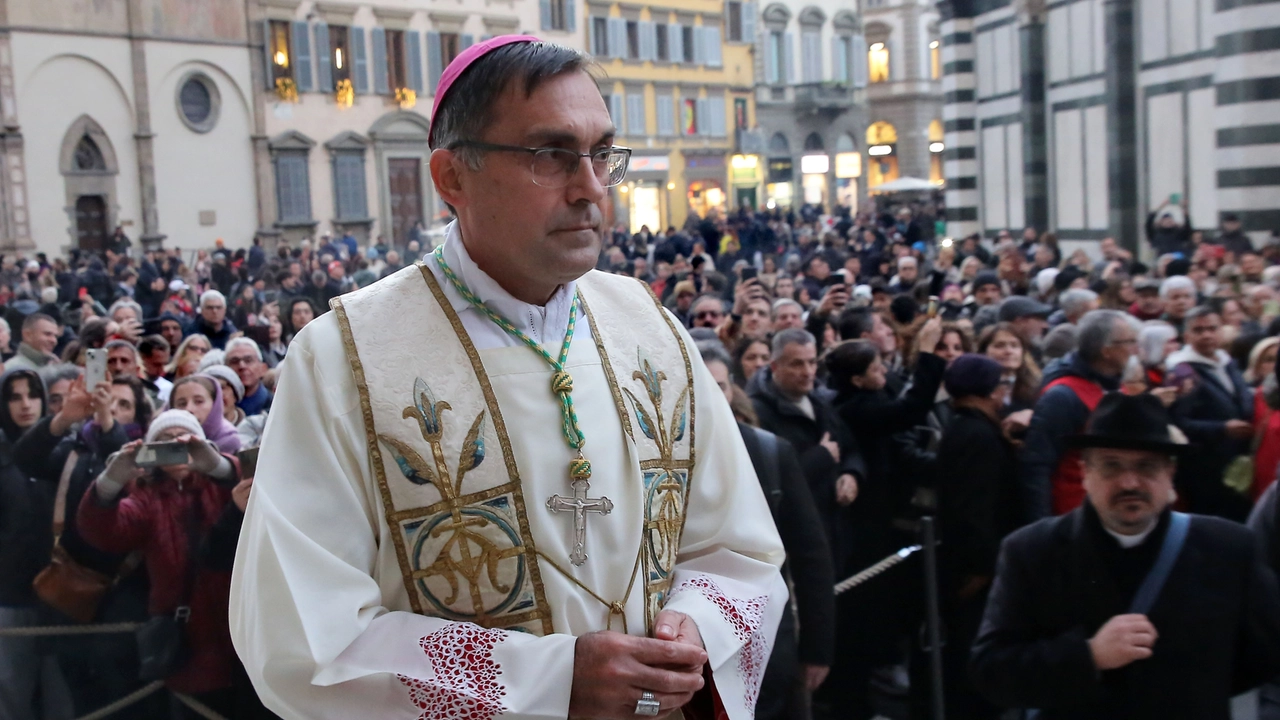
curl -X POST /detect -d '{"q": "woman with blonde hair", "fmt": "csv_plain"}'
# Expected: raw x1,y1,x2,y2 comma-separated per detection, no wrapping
165,334,212,381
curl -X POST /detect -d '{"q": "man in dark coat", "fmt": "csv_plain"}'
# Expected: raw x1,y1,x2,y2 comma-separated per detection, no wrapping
1019,309,1136,522
702,347,834,720
922,354,1020,719
1166,305,1255,521
971,392,1280,720
749,329,865,572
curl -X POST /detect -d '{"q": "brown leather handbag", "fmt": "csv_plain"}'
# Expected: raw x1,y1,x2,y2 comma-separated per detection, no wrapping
32,451,116,623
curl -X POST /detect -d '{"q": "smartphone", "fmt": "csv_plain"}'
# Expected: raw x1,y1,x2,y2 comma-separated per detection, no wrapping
135,441,190,468
85,348,107,389
823,274,846,289
1169,193,1182,205
243,325,271,346
263,290,278,304
927,296,940,319
740,267,758,282
237,447,260,480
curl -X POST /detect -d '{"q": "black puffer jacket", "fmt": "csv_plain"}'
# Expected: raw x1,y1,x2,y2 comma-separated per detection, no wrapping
14,417,133,577
0,368,51,606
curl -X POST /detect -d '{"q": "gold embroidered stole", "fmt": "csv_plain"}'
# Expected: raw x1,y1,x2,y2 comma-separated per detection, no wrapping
333,264,695,636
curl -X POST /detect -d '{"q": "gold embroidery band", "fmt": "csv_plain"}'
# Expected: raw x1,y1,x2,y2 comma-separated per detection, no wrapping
417,264,555,636
333,299,423,614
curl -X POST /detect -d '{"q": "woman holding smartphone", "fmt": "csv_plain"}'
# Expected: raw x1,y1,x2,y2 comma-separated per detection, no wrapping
78,410,242,718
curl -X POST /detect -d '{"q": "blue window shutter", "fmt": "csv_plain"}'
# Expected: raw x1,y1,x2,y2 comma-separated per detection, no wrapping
609,18,626,59
291,21,313,91
461,34,474,50
832,37,845,83
314,23,332,91
277,154,312,223
565,0,576,33
854,33,867,88
627,93,645,135
706,27,722,67
669,23,683,64
334,153,368,219
656,94,674,136
608,94,623,127
742,2,756,44
540,0,552,30
691,25,704,64
426,31,442,93
352,27,369,94
371,27,389,94
784,32,796,83
708,96,726,137
638,21,651,60
695,98,708,135
262,20,276,90
588,19,596,55
406,31,423,92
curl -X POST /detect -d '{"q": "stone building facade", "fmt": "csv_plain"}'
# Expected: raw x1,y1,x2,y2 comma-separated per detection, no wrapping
862,0,945,190
941,0,1280,251
0,0,259,256
752,0,869,212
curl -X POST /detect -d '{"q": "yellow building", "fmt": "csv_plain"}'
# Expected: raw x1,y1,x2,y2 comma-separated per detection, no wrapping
587,0,757,233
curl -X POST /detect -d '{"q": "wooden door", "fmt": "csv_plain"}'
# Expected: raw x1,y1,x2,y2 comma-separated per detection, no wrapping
75,195,108,252
387,157,422,246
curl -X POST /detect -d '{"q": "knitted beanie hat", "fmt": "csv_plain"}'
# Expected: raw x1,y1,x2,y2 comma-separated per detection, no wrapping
202,365,245,402
146,409,206,443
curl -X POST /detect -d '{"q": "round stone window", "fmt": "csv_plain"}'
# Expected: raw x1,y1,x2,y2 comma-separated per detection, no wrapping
176,73,220,133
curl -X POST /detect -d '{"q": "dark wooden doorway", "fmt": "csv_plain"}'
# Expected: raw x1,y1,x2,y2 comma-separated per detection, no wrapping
387,158,422,247
75,195,108,252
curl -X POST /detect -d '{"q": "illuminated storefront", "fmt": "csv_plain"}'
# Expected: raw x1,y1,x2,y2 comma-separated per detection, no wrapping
800,153,829,206
684,152,727,219
928,119,945,185
765,157,794,209
618,154,670,232
835,150,862,208
730,154,761,210
866,120,900,190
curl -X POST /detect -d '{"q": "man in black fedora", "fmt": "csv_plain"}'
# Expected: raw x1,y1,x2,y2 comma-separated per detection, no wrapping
971,392,1280,719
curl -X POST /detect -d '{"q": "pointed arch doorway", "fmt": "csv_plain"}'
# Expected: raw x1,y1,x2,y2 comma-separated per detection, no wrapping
60,116,120,252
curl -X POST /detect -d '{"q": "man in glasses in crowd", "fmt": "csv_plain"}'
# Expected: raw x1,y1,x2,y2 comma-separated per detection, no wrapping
232,37,786,720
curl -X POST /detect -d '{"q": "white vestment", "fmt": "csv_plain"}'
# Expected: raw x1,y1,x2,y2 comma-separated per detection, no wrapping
230,226,787,720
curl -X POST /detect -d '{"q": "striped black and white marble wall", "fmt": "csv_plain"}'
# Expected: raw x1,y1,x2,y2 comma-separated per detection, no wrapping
941,2,980,238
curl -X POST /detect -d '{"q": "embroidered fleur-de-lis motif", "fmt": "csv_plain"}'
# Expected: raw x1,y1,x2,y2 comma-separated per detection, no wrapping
381,378,487,499
622,348,689,463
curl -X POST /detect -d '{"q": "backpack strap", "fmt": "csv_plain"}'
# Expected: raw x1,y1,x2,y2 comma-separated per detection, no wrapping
1128,512,1191,615
51,450,80,543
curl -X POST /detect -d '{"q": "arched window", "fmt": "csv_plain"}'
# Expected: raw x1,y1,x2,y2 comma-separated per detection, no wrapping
73,135,106,173
804,132,825,151
835,133,856,153
769,132,791,155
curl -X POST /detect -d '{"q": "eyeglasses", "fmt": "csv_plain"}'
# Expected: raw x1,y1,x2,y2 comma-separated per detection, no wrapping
1086,458,1170,480
226,356,256,367
695,311,724,320
450,141,632,188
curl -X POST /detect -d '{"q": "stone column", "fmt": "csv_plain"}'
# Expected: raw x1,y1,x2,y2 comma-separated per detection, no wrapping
0,0,32,252
126,0,164,249
1018,0,1049,233
940,0,979,238
1104,0,1139,253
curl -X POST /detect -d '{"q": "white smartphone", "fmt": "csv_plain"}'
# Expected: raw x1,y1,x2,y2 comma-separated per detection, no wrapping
85,348,107,389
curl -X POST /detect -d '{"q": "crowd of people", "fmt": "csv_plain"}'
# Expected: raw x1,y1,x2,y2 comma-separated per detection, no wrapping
600,202,1280,720
2,197,1280,719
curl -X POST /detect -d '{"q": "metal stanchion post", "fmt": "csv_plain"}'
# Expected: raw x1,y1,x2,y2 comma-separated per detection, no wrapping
921,516,945,720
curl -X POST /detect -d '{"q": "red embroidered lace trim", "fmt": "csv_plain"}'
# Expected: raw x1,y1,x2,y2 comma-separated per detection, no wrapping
674,575,770,714
398,623,508,720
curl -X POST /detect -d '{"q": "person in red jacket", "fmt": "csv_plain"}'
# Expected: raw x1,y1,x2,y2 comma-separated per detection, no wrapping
78,409,241,716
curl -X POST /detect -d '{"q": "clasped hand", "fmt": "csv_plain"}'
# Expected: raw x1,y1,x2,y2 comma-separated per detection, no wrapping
569,609,706,720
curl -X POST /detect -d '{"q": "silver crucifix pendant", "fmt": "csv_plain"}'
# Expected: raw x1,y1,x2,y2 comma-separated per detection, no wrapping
546,479,613,566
